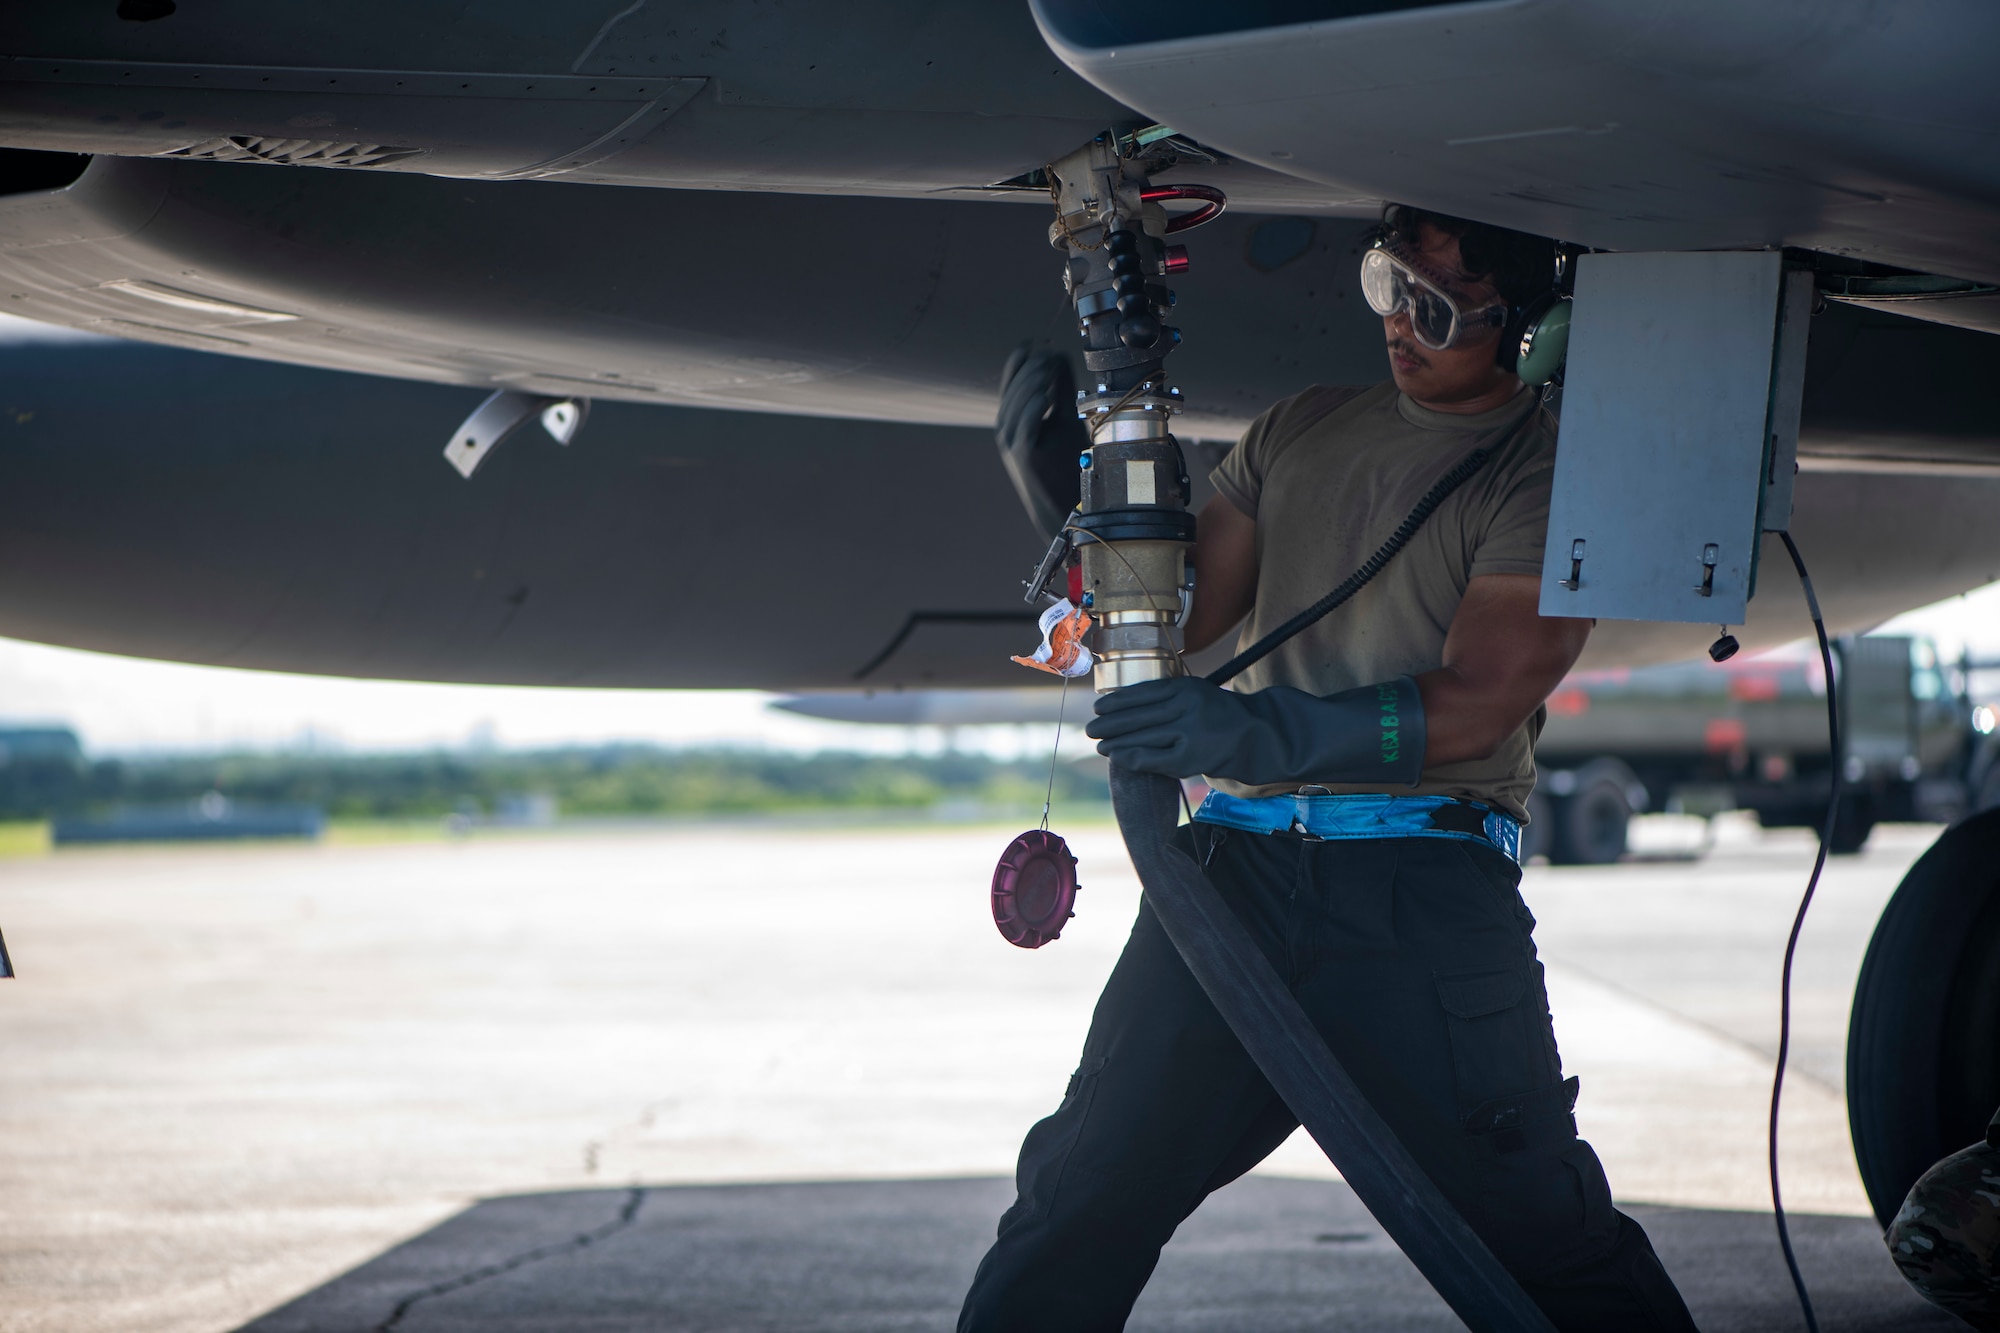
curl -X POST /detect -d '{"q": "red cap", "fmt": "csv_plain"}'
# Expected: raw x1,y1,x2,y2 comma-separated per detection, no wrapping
991,829,1080,949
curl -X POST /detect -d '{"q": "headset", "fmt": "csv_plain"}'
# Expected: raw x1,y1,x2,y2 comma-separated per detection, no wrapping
1505,270,1572,388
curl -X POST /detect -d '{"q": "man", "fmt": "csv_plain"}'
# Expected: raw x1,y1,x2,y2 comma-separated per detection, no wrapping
961,208,1700,1330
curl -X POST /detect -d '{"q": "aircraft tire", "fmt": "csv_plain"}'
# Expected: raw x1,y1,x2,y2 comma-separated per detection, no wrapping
1848,808,2000,1226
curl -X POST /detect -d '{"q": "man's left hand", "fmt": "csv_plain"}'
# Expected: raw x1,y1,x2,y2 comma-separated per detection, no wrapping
1086,676,1250,778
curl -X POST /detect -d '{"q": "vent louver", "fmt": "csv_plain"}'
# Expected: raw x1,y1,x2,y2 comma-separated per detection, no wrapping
156,136,424,168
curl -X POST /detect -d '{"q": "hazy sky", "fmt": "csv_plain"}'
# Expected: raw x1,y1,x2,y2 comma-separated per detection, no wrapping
0,640,988,757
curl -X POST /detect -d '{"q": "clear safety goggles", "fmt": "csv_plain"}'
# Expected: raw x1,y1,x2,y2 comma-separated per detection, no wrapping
1359,245,1509,351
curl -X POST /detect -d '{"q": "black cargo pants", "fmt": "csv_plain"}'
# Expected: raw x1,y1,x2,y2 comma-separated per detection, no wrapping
959,824,1699,1332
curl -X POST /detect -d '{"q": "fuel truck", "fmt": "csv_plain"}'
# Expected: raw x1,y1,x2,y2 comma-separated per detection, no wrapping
1528,635,2000,864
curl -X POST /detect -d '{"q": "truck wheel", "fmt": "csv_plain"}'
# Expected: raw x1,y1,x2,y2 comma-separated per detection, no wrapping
1975,762,2000,816
1829,793,1876,855
1848,809,2000,1225
1520,790,1553,863
1549,774,1631,866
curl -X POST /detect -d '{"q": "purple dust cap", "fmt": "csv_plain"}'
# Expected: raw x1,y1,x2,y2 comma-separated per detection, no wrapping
991,829,1080,949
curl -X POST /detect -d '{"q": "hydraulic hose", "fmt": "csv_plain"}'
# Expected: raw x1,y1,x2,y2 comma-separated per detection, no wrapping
1771,530,1829,1333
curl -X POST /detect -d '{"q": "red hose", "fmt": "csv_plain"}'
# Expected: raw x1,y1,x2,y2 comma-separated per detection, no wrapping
1140,184,1226,233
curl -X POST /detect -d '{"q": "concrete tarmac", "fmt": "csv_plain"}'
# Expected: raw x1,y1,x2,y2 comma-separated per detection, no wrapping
0,818,1955,1331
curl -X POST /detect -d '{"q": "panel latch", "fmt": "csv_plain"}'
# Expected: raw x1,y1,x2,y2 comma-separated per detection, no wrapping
1695,543,1720,597
1558,539,1585,591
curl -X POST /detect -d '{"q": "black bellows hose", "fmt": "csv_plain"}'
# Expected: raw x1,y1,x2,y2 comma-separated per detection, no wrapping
1109,764,1556,1333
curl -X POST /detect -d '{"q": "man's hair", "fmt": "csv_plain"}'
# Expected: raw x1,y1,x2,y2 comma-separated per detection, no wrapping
1374,205,1556,310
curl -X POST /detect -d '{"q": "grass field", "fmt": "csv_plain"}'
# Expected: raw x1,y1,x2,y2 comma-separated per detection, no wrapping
0,821,48,857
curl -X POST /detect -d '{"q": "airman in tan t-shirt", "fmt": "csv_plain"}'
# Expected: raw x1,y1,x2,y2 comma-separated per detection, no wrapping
1207,379,1557,819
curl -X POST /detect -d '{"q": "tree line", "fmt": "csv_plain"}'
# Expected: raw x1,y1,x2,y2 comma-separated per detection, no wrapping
0,741,1109,821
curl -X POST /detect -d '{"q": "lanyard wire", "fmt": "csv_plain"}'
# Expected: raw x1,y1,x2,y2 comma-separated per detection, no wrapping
1041,672,1070,832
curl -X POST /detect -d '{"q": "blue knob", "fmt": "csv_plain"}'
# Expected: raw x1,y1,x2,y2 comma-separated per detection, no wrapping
1078,452,1093,469
1080,591,1095,608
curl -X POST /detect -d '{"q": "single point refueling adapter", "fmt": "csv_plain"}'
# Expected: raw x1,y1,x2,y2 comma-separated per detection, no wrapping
995,132,1225,950
1021,132,1220,694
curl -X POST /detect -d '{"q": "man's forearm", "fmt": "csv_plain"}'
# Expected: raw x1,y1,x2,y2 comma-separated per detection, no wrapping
1414,666,1546,766
1089,676,1425,787
1416,574,1593,767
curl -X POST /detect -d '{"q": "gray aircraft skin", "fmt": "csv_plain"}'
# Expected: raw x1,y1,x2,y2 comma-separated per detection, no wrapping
2,0,2000,1255
0,159,1993,687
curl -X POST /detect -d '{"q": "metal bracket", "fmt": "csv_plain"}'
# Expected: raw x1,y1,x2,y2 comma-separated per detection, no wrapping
1759,266,1814,534
443,390,589,479
1022,528,1072,605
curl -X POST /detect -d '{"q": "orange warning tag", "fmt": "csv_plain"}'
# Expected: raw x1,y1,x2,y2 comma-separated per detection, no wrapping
1011,598,1094,678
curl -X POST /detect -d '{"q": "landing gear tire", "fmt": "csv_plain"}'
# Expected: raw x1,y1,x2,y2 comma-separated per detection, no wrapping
1549,775,1631,866
1848,808,2000,1225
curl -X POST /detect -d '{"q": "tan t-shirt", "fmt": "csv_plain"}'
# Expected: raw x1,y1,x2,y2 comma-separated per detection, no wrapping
1207,379,1558,820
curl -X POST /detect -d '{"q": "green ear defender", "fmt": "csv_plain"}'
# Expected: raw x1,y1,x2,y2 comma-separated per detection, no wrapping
1510,292,1571,387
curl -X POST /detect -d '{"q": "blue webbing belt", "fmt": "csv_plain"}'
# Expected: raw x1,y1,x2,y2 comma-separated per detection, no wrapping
1192,789,1523,864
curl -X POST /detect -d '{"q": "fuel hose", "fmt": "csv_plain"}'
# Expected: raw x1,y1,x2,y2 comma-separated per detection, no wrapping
1110,764,1556,1332
1101,422,1552,1332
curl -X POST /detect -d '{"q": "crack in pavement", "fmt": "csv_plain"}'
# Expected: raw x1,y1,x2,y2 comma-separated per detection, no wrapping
373,1186,647,1331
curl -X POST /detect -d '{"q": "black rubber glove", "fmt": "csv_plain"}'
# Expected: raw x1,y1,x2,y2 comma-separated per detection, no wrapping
995,345,1085,542
1087,675,1426,787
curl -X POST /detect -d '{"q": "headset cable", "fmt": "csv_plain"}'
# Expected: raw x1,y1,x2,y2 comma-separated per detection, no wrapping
1772,529,1830,1333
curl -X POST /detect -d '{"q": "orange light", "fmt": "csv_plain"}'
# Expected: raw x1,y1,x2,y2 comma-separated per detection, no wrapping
1704,718,1748,753
1729,675,1781,702
1546,688,1590,717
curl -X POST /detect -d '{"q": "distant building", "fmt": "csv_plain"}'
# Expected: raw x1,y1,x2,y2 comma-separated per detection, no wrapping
0,726,85,767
